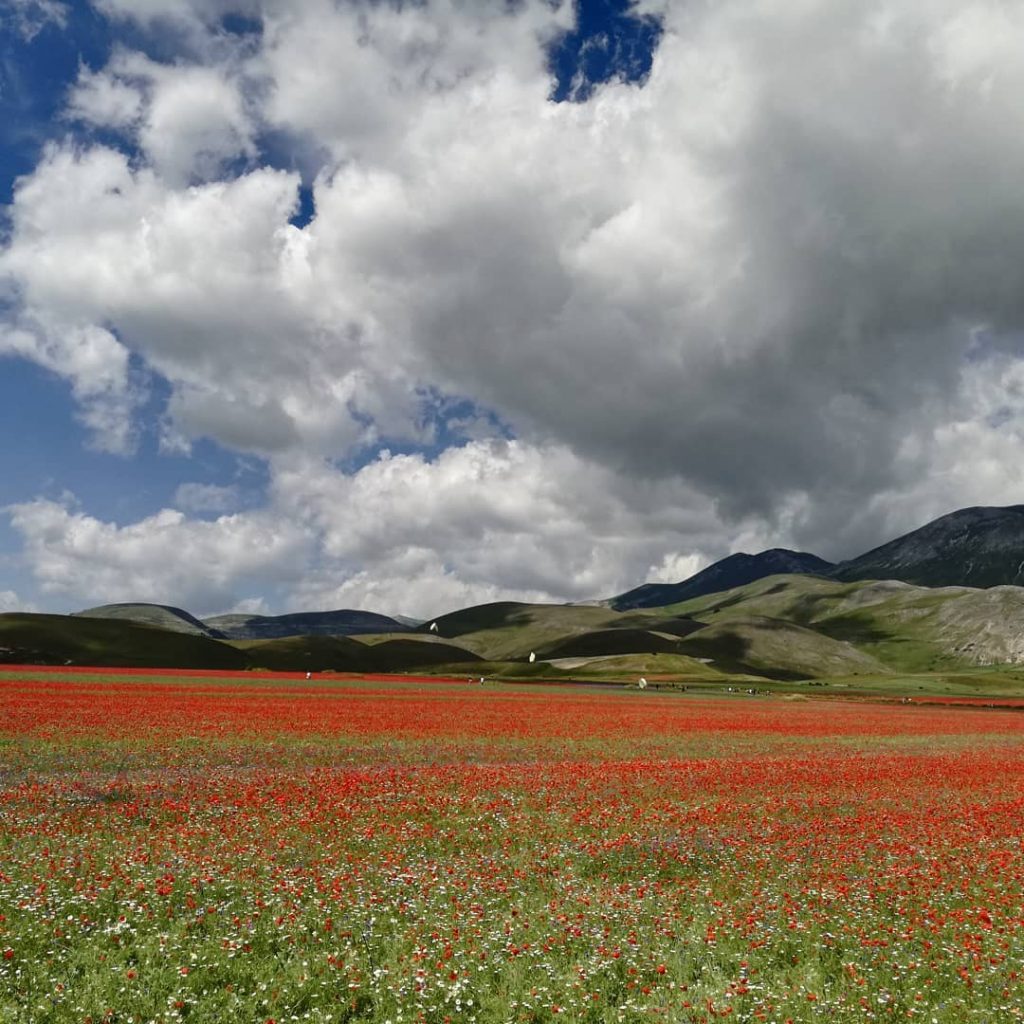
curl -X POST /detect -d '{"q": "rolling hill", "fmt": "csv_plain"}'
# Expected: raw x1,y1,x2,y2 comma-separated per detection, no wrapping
0,613,248,669
664,573,1024,671
421,601,706,661
74,603,226,638
674,613,888,680
611,549,835,611
421,602,632,659
233,635,480,672
534,628,697,660
205,609,413,639
0,614,480,674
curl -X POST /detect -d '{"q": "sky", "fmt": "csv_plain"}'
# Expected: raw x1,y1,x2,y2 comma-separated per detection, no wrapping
3,0,1024,620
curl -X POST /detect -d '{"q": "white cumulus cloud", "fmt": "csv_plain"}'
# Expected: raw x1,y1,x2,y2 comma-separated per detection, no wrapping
0,589,36,613
7,498,312,615
5,0,1024,608
8,440,747,617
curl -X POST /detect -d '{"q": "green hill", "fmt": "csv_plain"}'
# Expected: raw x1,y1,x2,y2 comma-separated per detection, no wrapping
535,628,694,660
206,609,412,640
675,614,888,680
16,573,1024,683
232,635,375,672
540,652,730,682
364,638,482,671
0,616,477,674
665,574,1024,672
423,601,705,661
422,601,610,637
0,613,248,669
74,603,226,638
611,549,835,610
235,635,481,673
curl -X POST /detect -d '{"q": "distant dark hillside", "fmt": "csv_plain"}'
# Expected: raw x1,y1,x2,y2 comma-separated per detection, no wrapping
0,614,478,674
612,549,835,610
206,609,414,640
0,613,248,669
233,635,374,672
834,505,1024,588
74,603,226,638
364,638,482,671
236,635,481,672
420,602,538,638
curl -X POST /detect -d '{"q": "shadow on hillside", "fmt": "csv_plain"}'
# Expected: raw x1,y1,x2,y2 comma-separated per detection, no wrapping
811,613,893,645
680,620,807,682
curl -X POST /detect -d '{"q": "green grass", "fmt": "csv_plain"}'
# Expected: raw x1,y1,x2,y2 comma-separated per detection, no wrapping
0,613,248,670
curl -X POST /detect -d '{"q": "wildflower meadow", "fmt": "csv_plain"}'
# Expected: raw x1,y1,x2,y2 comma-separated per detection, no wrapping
2,668,1024,1023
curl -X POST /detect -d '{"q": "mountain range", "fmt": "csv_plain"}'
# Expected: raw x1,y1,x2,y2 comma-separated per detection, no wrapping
611,504,1024,609
611,549,835,610
7,504,1024,684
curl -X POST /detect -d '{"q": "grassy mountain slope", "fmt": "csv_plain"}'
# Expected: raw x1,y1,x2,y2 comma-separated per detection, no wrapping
0,613,248,669
676,615,888,680
543,653,731,681
424,601,706,661
422,602,615,637
235,635,481,672
365,638,482,670
206,609,413,640
232,636,374,672
74,603,225,638
611,549,835,611
535,628,697,660
666,574,1024,671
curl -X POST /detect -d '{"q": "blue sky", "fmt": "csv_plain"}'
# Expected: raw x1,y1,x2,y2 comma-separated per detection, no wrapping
2,0,1023,617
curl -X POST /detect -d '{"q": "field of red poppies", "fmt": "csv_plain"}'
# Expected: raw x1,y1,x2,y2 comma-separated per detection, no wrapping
2,668,1024,1023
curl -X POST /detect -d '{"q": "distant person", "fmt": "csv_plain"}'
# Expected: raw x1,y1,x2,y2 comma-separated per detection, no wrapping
305,671,312,680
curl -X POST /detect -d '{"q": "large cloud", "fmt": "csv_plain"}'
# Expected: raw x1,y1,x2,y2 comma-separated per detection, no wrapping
8,440,745,616
0,589,35,613
69,52,257,185
0,315,142,453
6,0,1024,609
6,497,313,614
